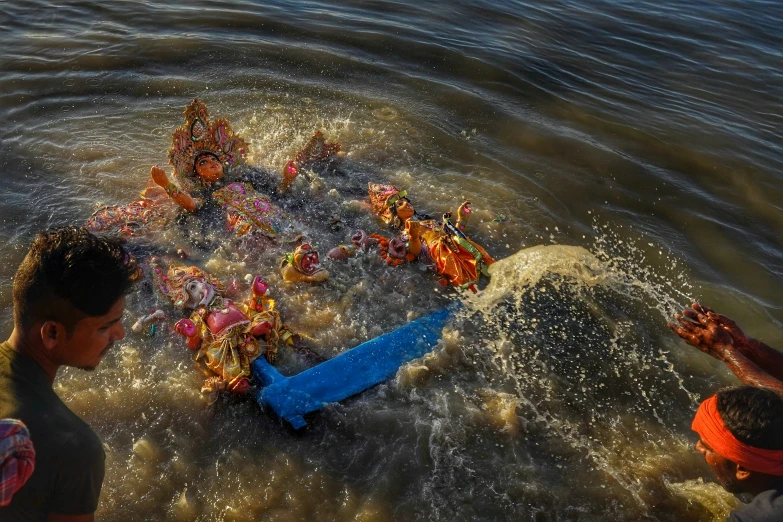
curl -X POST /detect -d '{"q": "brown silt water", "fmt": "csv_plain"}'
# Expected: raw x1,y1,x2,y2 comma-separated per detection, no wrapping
1,0,782,520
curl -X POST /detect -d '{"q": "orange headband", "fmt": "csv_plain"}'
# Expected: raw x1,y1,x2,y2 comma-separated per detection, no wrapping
692,395,783,476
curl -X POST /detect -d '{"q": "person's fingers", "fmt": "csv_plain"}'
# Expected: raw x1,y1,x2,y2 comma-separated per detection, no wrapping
683,309,699,320
667,322,685,334
667,322,688,338
692,303,713,314
674,313,706,332
669,323,702,345
708,311,738,328
677,319,703,333
694,311,714,326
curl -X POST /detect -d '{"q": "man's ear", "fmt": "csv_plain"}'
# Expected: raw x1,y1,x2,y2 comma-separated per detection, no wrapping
735,464,752,482
40,321,65,351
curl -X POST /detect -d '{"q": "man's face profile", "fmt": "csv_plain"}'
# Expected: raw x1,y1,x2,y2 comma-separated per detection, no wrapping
695,437,741,493
60,296,127,371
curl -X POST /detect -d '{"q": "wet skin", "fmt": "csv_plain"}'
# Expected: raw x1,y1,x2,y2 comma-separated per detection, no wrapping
65,296,127,371
695,437,741,493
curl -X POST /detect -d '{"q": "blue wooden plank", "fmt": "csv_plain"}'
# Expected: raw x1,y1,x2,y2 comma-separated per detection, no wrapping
253,305,456,428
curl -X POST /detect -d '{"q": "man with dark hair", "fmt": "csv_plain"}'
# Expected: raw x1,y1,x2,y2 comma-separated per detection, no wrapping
669,303,783,394
0,227,139,521
692,386,783,521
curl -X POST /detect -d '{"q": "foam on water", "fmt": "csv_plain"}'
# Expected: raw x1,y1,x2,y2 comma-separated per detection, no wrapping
4,1,778,515
49,216,743,521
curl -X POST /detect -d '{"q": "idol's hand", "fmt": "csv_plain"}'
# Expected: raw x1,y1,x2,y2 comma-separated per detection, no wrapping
668,304,736,361
152,165,199,211
151,165,171,187
252,275,269,297
457,200,471,227
250,320,273,337
175,318,197,338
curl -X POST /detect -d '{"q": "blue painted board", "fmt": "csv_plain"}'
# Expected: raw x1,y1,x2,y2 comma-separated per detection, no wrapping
253,305,456,429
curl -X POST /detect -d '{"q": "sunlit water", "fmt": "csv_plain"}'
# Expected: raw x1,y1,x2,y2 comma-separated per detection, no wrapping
1,0,782,520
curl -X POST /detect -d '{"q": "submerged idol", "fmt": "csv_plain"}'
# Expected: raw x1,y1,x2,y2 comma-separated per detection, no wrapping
368,183,495,290
152,99,340,241
88,99,340,243
152,260,296,395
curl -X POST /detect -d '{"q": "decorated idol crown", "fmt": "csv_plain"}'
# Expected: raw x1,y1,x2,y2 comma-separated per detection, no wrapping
168,99,249,191
368,183,408,224
151,259,226,309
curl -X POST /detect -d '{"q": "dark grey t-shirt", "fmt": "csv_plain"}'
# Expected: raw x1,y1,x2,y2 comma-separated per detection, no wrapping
728,484,783,522
0,342,105,521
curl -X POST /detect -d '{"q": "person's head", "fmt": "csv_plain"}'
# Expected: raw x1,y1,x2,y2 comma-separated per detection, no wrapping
693,386,783,495
12,227,140,370
368,183,413,228
193,152,224,183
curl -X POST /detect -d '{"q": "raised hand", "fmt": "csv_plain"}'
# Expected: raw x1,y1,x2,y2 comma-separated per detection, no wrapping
669,302,783,392
703,309,752,350
456,200,471,228
174,318,201,350
151,165,199,211
150,165,171,187
668,304,736,361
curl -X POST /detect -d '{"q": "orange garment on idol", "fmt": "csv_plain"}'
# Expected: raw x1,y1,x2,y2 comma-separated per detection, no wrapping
406,218,495,288
428,234,495,287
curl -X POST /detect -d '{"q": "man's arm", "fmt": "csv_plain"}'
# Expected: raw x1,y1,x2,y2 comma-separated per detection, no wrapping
683,304,783,382
718,348,783,394
740,338,783,382
668,303,783,394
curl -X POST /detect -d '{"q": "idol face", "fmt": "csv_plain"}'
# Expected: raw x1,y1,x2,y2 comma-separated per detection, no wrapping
195,153,224,183
184,278,216,309
395,198,414,221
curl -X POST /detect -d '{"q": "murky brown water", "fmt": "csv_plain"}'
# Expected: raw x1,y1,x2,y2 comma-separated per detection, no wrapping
1,0,782,520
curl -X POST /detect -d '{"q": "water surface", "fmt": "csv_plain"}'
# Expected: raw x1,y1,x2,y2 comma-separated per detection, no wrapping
1,0,782,520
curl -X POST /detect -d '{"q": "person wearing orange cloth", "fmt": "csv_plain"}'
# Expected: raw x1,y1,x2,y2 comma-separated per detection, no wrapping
691,386,783,521
669,303,783,394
